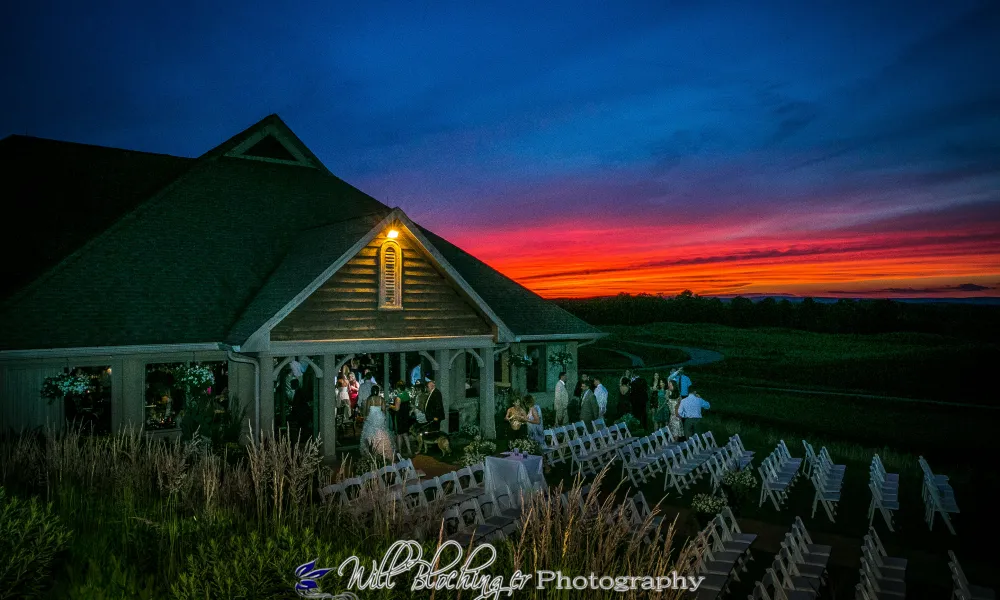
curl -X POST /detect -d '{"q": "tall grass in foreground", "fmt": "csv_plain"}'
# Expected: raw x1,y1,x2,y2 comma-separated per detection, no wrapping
0,425,698,598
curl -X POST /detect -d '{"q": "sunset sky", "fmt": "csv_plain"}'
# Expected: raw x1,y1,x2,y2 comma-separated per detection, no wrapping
2,1,998,298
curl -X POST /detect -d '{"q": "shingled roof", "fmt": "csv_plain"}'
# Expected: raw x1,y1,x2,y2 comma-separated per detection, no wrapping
0,115,602,352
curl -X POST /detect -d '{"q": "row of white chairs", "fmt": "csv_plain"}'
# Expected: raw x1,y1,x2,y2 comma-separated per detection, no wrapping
320,458,480,509
749,516,829,600
319,456,428,504
805,442,845,522
856,527,906,599
948,551,995,600
758,441,802,510
443,480,523,545
542,418,627,464
620,428,720,492
918,455,959,535
868,454,899,531
691,507,758,599
567,426,635,477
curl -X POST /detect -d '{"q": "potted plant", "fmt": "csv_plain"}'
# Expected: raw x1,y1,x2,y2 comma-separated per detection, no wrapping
547,349,574,367
509,353,532,367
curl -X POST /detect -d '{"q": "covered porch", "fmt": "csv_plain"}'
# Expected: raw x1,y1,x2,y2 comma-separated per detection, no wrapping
232,336,501,458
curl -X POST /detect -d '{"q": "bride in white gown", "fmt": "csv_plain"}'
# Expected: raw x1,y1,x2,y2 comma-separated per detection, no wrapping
360,385,395,461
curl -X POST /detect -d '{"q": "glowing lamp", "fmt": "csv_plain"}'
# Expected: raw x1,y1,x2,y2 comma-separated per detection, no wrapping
387,229,399,239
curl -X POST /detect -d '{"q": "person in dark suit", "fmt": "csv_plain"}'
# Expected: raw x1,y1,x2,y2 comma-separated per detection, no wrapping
629,373,650,429
422,379,445,434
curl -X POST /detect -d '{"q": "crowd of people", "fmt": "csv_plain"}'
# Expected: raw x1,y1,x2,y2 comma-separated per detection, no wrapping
341,353,713,461
546,366,711,441
330,357,447,461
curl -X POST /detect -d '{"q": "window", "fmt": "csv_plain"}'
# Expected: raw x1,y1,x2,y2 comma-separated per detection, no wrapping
379,240,403,309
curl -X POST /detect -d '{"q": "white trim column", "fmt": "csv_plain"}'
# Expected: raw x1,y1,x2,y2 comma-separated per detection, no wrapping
118,357,145,431
435,349,452,433
479,344,496,439
258,353,275,435
319,354,337,459
383,353,391,394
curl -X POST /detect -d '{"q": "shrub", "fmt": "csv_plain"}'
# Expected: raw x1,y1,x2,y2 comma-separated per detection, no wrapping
0,487,73,600
170,527,339,600
615,413,642,435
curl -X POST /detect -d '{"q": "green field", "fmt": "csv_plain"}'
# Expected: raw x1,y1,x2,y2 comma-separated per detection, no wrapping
607,322,997,403
596,322,999,459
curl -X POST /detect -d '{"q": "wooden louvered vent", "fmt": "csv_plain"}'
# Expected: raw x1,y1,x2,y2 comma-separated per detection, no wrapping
379,241,403,309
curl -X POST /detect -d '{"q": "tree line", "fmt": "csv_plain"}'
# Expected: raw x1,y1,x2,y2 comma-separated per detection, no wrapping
556,291,1000,340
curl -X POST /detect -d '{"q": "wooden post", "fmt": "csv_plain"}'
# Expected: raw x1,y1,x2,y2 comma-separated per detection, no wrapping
319,354,337,459
435,349,452,433
118,357,145,431
399,353,407,385
479,344,496,439
510,343,527,393
566,341,579,400
451,350,468,430
383,353,391,394
110,357,125,432
258,353,275,436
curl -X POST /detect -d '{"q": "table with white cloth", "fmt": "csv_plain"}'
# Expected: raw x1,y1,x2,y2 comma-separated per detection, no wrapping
485,453,546,506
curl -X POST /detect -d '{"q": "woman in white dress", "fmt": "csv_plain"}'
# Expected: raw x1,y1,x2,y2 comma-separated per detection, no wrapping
360,385,395,461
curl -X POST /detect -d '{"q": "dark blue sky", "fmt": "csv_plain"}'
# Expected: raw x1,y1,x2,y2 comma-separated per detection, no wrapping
3,1,998,297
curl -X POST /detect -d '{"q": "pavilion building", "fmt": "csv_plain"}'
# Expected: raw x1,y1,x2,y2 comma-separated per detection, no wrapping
0,115,604,456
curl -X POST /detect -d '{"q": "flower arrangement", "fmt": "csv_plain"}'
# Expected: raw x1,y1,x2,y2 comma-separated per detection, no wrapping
509,353,532,367
547,350,574,366
721,467,757,491
721,467,757,507
459,423,481,438
508,438,540,455
691,492,728,515
461,435,496,467
41,373,93,403
172,364,215,396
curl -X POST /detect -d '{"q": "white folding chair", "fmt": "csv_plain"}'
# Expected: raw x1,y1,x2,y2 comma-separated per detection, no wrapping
948,550,996,600
918,456,958,535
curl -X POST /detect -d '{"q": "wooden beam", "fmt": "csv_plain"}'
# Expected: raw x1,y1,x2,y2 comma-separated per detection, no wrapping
299,356,323,378
420,351,439,370
268,336,495,356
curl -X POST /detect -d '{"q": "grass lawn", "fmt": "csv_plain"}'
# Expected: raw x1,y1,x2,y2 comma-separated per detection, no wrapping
605,322,999,404
578,345,634,370
602,340,690,367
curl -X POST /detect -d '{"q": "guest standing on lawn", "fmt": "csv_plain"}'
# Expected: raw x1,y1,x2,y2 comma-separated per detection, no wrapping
678,385,710,439
580,381,600,423
525,395,544,446
668,367,692,396
554,372,570,425
629,372,650,429
653,379,668,428
423,379,445,434
593,376,609,418
505,396,528,439
666,380,683,440
390,380,413,455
